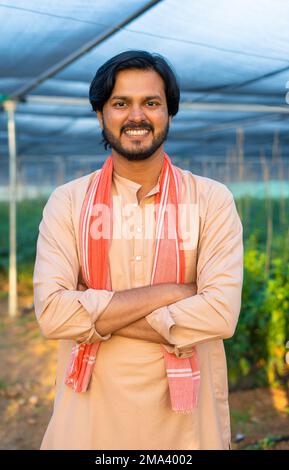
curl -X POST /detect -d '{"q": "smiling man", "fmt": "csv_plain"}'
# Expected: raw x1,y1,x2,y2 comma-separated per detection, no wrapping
100,71,170,161
33,50,243,450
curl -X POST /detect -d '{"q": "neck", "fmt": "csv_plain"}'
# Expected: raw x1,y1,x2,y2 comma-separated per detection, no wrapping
111,147,165,187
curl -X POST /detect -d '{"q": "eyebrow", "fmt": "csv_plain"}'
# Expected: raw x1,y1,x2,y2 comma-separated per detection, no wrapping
110,95,163,101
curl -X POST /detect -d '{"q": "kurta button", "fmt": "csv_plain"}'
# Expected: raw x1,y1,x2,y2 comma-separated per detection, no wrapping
135,255,142,261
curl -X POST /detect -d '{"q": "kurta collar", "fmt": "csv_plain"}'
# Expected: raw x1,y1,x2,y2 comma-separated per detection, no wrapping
112,170,160,197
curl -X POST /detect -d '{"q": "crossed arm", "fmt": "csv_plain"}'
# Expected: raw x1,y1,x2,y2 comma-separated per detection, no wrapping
33,182,243,356
87,282,197,344
114,317,169,344
33,186,193,347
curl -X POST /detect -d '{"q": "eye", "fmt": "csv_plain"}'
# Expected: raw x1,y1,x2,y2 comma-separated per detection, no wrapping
147,101,159,107
114,102,126,108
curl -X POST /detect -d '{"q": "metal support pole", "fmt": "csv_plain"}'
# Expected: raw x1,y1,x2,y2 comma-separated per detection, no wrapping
3,100,18,318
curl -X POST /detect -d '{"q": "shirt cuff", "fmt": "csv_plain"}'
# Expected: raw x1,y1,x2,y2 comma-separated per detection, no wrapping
161,343,194,358
163,343,195,358
79,323,111,344
147,306,195,358
77,288,115,342
146,306,176,343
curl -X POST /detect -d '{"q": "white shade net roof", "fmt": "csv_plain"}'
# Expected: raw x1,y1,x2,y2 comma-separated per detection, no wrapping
1,0,289,160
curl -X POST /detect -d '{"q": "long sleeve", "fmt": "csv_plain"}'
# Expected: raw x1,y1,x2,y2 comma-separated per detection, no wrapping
33,185,115,344
146,183,243,356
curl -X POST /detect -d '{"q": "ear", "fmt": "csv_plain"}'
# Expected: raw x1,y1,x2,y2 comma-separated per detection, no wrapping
168,115,172,125
96,111,103,129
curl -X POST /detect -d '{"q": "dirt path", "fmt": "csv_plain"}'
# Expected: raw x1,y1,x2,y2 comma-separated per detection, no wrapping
0,296,288,450
0,296,57,450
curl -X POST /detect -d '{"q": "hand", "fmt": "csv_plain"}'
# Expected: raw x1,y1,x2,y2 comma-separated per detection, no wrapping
77,282,87,292
175,347,195,358
77,271,88,292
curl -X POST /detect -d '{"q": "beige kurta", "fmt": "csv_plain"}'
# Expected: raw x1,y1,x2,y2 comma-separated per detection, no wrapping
33,163,243,450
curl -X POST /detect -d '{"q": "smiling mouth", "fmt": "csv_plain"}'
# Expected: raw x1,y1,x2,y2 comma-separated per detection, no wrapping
123,128,151,138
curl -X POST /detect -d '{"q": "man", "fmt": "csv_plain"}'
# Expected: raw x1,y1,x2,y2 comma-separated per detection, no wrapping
33,50,243,450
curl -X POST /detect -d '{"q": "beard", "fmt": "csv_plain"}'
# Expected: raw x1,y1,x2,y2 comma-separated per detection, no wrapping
101,119,170,161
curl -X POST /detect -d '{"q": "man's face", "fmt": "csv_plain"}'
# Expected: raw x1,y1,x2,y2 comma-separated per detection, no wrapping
97,68,172,161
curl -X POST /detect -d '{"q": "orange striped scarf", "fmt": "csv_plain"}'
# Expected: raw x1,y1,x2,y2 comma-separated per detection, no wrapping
65,153,200,412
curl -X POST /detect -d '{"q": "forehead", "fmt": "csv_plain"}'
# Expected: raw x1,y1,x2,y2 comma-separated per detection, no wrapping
110,68,166,99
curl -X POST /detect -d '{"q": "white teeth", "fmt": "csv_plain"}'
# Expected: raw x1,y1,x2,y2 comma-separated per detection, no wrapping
125,129,149,136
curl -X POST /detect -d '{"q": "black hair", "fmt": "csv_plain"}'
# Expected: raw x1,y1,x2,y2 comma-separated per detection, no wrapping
89,50,180,117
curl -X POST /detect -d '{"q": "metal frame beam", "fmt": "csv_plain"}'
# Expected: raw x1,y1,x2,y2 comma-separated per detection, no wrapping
25,95,289,114
3,100,18,318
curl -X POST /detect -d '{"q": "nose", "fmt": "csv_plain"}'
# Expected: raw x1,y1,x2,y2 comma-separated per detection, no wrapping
127,104,146,123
